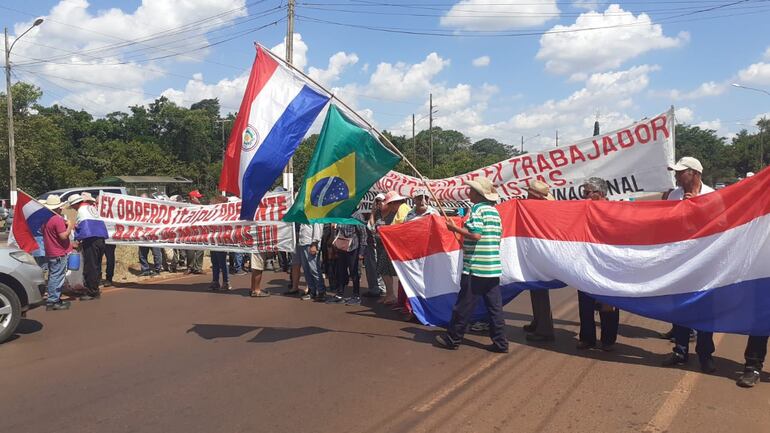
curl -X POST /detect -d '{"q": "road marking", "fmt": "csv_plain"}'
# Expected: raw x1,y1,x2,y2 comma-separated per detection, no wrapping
643,333,726,433
413,292,577,414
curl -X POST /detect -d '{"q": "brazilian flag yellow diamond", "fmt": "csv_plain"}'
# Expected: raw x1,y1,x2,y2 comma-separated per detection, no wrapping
304,152,356,220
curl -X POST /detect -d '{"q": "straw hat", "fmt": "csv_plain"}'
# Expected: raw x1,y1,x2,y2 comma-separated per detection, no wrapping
43,194,64,210
465,178,499,202
383,191,407,205
524,180,555,201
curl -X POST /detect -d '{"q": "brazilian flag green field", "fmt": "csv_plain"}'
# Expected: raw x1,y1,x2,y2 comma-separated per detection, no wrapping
283,105,401,224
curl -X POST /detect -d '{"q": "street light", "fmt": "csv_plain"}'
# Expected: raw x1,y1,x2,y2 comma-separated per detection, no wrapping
731,83,770,97
731,83,768,168
5,18,43,206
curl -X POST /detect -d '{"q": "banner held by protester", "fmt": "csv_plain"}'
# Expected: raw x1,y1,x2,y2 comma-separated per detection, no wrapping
98,192,295,253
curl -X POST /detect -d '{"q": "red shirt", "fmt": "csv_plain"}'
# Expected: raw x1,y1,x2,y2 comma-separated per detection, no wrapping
43,215,71,258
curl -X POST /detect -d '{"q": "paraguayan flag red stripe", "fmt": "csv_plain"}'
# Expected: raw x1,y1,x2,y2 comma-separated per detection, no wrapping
379,167,770,334
8,191,55,254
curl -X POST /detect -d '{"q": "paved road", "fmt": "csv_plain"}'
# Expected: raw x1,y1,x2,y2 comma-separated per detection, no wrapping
1,271,768,433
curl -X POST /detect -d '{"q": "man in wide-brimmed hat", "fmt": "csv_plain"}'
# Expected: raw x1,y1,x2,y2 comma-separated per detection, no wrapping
521,180,556,344
42,195,75,311
70,192,108,301
437,177,508,353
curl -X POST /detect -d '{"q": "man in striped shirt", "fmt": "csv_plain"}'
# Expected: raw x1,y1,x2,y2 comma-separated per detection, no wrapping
437,177,508,353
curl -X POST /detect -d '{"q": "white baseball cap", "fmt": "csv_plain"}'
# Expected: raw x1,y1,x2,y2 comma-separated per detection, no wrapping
668,156,703,173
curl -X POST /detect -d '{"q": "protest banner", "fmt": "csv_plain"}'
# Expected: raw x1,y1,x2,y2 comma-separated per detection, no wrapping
372,108,676,204
97,191,295,252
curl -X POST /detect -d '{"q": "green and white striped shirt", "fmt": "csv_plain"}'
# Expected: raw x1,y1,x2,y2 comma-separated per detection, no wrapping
462,202,502,277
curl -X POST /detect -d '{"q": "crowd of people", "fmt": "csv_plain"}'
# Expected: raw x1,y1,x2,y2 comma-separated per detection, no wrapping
31,157,767,389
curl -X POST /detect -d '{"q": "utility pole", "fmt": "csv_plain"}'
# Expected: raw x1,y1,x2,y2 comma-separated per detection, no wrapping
283,0,295,192
412,113,416,163
521,135,524,154
555,129,559,147
428,93,438,170
4,19,43,206
4,28,16,206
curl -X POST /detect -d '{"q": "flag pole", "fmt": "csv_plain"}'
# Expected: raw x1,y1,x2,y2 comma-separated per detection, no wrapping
257,44,455,221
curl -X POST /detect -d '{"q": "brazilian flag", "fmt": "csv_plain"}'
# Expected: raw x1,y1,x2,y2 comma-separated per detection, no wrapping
283,105,401,224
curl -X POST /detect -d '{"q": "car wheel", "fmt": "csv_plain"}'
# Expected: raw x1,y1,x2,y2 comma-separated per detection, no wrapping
0,283,22,344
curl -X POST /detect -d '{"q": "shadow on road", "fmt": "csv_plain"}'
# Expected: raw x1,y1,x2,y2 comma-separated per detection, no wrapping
3,319,44,343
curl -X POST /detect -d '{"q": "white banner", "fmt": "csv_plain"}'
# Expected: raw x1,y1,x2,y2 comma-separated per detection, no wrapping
374,108,676,202
97,192,295,253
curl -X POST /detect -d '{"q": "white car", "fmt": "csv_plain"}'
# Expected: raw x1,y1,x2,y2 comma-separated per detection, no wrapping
0,247,47,344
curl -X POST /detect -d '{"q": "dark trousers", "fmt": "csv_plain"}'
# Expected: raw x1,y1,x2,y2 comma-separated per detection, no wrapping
82,237,105,296
335,248,360,296
745,336,768,370
578,291,619,345
447,275,508,351
210,251,229,284
673,325,714,360
139,247,162,272
103,243,115,282
529,289,554,337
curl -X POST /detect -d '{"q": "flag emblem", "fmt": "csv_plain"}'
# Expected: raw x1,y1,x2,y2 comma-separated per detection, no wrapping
304,152,356,219
242,125,259,151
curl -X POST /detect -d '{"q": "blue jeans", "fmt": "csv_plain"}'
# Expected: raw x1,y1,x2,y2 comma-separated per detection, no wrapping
298,245,325,296
46,256,67,304
211,251,229,284
229,252,244,272
139,247,162,272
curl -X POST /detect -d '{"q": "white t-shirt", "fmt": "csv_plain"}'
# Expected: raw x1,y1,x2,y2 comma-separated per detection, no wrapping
667,183,715,201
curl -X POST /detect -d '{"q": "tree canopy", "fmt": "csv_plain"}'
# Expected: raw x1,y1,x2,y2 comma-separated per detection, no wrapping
0,81,766,199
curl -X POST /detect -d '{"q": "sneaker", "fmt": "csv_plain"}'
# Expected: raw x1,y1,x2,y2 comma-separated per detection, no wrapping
435,334,459,350
470,321,490,333
737,368,761,388
486,344,509,354
300,293,313,301
661,352,687,367
700,356,717,374
325,295,344,304
313,293,327,302
139,271,154,277
576,340,596,350
221,283,232,291
345,296,361,305
78,295,97,301
46,301,71,311
208,282,220,291
103,280,113,288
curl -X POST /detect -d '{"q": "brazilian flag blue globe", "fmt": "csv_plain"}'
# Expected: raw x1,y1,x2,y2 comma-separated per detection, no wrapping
283,105,401,224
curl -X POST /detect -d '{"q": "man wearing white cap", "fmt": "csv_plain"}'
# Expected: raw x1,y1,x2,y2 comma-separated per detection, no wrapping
662,156,717,373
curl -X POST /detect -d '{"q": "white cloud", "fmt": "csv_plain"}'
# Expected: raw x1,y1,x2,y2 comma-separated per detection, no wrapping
270,33,308,71
537,4,688,77
764,47,770,60
10,0,248,115
472,56,491,67
441,0,560,31
161,72,249,113
308,52,359,86
695,119,722,131
365,53,449,100
675,107,694,123
737,62,770,86
667,81,727,100
572,0,607,10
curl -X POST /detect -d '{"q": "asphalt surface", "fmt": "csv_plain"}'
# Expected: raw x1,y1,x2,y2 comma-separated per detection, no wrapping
1,270,768,433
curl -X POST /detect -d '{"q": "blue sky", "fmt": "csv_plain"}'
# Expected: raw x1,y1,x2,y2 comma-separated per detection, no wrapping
3,0,769,151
